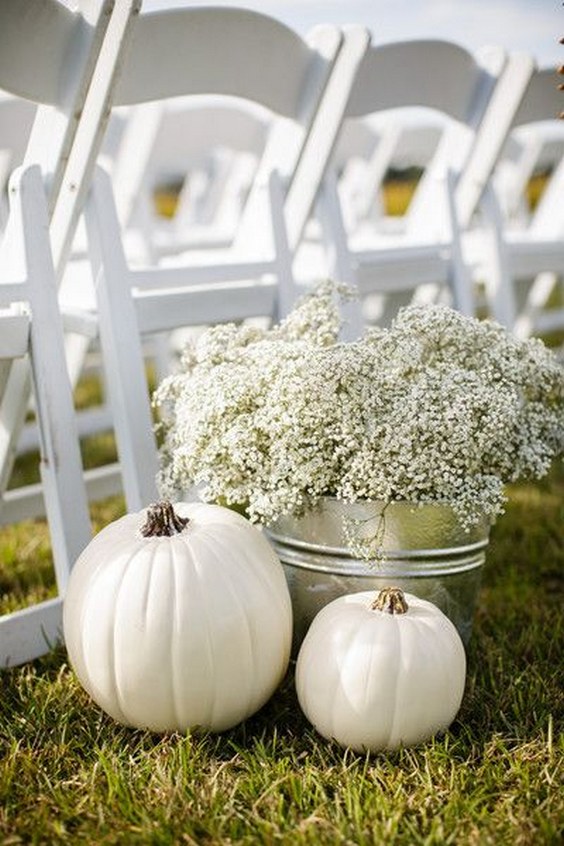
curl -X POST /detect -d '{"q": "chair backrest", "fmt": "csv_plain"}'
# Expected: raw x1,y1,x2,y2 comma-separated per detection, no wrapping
109,6,362,254
344,39,495,121
110,98,270,255
510,67,563,127
338,37,534,235
337,39,501,238
0,164,91,666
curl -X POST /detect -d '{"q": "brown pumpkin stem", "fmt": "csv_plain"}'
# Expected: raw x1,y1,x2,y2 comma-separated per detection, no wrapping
371,587,408,615
140,501,189,537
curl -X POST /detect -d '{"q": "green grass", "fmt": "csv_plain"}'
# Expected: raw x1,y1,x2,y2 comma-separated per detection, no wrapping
0,459,562,844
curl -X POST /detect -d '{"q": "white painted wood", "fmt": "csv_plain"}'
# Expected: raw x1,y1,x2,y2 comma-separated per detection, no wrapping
0,314,30,358
282,24,370,251
0,165,92,666
114,9,339,113
0,598,65,669
455,52,535,229
19,169,92,582
473,183,517,328
0,0,138,526
473,67,564,335
85,166,160,509
0,1,103,107
50,0,143,278
0,463,122,526
84,166,288,510
73,8,360,511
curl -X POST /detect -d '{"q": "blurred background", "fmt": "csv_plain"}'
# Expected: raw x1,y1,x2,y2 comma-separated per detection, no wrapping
145,0,563,68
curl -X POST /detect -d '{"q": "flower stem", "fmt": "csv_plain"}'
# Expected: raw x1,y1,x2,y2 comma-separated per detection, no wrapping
371,587,408,614
140,501,189,537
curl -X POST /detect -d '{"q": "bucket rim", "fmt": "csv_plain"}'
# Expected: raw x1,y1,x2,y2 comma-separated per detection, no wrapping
266,529,490,560
271,540,487,577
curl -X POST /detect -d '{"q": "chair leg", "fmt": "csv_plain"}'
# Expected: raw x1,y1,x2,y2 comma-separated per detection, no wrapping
479,184,517,328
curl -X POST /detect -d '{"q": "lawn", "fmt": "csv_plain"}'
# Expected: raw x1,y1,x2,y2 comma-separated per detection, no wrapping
0,450,562,844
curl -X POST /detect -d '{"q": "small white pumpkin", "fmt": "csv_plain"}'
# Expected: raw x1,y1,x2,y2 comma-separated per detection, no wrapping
64,501,292,733
295,587,466,752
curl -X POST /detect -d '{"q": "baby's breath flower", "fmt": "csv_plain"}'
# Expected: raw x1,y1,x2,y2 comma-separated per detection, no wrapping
154,282,564,539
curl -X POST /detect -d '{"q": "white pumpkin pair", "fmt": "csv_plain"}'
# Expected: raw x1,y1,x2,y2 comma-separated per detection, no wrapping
65,501,466,749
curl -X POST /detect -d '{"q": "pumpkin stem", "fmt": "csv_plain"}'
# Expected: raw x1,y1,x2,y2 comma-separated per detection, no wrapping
371,587,408,615
140,501,189,537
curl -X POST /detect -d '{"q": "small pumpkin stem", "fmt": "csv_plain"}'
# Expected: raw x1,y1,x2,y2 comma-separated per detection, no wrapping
140,501,189,537
371,587,408,615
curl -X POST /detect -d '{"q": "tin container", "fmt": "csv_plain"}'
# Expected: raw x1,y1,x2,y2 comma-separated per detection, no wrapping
266,498,491,650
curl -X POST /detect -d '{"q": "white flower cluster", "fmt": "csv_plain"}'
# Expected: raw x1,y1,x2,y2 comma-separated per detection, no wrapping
154,283,564,531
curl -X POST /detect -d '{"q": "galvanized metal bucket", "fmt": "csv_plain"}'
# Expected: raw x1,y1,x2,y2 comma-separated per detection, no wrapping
266,498,491,650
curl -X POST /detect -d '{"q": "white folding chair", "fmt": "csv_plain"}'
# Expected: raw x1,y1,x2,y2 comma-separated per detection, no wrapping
110,7,370,303
0,0,140,524
76,5,368,512
54,10,349,435
472,68,564,337
93,98,272,384
0,164,91,667
309,34,534,337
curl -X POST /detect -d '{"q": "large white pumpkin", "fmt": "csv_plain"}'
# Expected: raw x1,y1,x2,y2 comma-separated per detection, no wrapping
295,588,466,752
64,501,292,733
